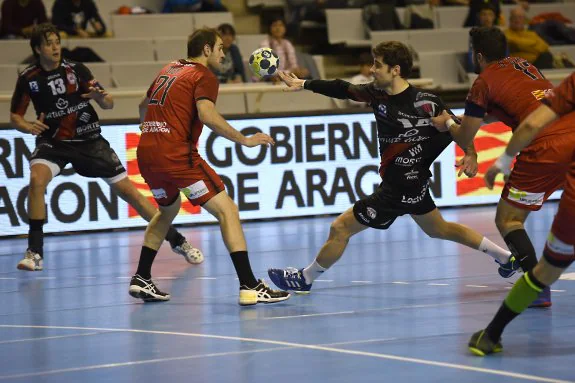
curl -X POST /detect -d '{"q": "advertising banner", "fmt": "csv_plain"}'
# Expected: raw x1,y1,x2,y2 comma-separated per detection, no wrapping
0,110,559,236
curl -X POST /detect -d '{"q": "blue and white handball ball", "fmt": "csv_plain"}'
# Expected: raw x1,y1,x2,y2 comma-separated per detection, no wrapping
249,47,280,78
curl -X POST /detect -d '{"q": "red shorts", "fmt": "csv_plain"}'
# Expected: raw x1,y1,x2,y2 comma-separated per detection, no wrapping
501,129,575,211
139,156,225,206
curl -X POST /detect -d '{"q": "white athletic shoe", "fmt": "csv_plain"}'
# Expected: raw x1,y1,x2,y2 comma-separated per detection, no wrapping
171,240,204,264
17,249,43,271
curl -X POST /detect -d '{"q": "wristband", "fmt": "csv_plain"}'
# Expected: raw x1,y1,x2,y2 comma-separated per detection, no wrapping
445,118,456,130
494,152,515,176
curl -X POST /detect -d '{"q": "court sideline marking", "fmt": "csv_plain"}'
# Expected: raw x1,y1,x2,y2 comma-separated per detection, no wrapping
0,325,572,383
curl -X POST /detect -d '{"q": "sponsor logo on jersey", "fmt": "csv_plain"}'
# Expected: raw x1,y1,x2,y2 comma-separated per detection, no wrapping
29,81,39,92
79,112,91,123
408,144,422,157
67,72,76,85
507,187,544,206
377,104,387,116
401,182,429,204
404,169,419,180
366,207,377,219
531,88,553,100
395,156,422,166
414,99,438,116
151,188,168,200
181,180,209,200
56,98,69,110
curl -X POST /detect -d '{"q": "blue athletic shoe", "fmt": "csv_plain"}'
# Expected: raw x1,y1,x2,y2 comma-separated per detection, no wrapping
495,255,520,278
267,267,312,294
529,286,552,308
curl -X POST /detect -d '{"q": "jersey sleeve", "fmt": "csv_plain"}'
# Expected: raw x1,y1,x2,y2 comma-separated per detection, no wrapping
541,73,575,116
74,62,103,93
194,72,219,104
347,82,377,105
464,76,489,118
10,75,31,116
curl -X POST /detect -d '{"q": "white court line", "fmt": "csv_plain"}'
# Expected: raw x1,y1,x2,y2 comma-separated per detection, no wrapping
550,290,565,293
324,337,398,346
155,277,179,280
465,285,489,288
0,325,570,383
392,281,410,285
350,280,372,283
195,277,217,280
0,278,16,280
314,280,334,282
428,283,449,286
0,332,102,345
559,272,575,281
35,277,55,280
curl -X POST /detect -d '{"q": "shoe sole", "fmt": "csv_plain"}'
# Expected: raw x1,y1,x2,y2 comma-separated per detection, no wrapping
238,293,291,306
528,302,552,308
468,346,503,357
129,287,170,302
17,263,42,271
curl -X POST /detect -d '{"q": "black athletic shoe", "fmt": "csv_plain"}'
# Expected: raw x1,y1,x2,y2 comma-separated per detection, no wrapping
468,330,503,356
239,279,291,306
129,274,170,302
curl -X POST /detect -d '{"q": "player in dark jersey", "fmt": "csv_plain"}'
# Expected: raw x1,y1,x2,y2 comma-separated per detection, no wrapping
131,28,290,305
430,27,570,307
267,41,514,293
10,23,202,272
467,73,575,356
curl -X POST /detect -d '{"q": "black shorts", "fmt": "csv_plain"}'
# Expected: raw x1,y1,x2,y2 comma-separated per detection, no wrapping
30,136,127,183
353,181,436,230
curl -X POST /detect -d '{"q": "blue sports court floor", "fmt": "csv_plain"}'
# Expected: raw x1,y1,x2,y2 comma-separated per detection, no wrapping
0,202,574,382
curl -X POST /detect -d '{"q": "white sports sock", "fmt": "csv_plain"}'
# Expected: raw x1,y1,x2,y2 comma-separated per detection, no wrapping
479,237,511,263
302,260,327,284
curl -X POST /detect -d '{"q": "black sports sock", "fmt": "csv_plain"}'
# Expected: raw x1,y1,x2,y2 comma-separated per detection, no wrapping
165,226,185,248
504,229,537,272
28,219,44,258
136,246,158,280
230,251,258,288
485,271,546,342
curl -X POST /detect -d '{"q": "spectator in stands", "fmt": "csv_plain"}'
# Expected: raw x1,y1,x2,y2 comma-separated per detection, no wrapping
464,0,500,27
348,52,373,107
0,0,47,39
51,0,107,38
467,3,497,69
162,0,227,13
260,17,309,80
505,6,554,69
404,0,440,29
211,23,246,84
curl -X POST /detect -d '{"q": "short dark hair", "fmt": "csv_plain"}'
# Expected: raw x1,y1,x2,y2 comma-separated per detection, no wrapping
187,28,221,58
359,52,372,66
372,41,413,78
218,23,236,36
29,23,60,59
477,3,496,14
470,27,507,62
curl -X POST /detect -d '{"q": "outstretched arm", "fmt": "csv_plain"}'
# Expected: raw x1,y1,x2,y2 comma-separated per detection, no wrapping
277,71,370,102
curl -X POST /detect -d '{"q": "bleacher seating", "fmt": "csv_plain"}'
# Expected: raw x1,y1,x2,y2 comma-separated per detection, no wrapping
111,14,194,38
68,38,156,62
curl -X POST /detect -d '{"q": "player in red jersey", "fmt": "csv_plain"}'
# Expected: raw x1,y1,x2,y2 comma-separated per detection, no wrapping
431,27,573,306
468,72,575,356
129,28,290,305
10,23,201,272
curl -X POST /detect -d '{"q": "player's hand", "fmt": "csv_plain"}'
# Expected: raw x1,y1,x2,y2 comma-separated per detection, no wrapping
26,113,49,135
430,110,452,132
243,132,275,147
82,86,108,100
484,164,506,190
277,71,305,92
456,153,478,178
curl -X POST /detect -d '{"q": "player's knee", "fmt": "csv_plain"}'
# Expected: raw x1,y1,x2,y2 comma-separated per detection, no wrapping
213,199,240,222
29,171,50,192
329,218,352,241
